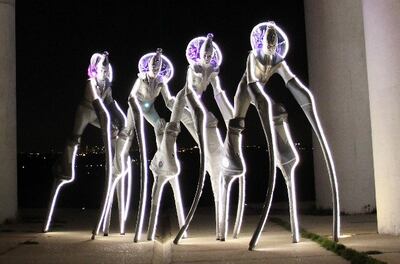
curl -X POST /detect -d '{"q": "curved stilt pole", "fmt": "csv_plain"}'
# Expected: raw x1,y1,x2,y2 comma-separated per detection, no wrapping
286,78,340,241
43,146,78,232
91,99,114,240
123,156,132,223
169,176,187,238
248,83,277,251
282,163,300,243
173,92,206,245
273,102,300,243
147,176,169,241
219,117,246,241
233,176,245,239
129,97,148,243
220,176,239,241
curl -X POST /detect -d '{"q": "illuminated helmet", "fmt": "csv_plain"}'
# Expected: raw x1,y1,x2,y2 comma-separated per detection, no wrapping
186,33,222,67
87,51,113,81
250,21,289,59
138,48,174,83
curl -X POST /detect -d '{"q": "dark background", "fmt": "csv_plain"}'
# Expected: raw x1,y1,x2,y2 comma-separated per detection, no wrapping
16,0,310,153
16,0,315,209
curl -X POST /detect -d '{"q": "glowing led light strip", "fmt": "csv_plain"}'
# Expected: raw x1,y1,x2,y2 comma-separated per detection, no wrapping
120,168,126,234
174,87,206,243
295,78,340,239
102,133,130,234
114,101,129,234
148,178,168,240
124,157,132,221
132,97,148,241
221,132,246,240
149,137,182,241
44,146,78,232
89,84,114,236
251,87,278,247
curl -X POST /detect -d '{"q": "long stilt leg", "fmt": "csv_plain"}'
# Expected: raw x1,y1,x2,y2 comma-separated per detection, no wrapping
207,160,222,240
116,177,125,235
129,98,148,243
272,102,300,243
286,78,340,241
91,99,114,239
209,168,222,240
248,83,277,251
220,176,237,241
93,134,130,239
282,163,300,243
205,122,224,240
181,103,224,240
173,90,206,245
220,117,246,241
147,176,168,241
124,156,132,224
44,143,79,232
219,77,250,241
43,145,79,232
169,176,187,238
233,176,245,239
103,181,116,236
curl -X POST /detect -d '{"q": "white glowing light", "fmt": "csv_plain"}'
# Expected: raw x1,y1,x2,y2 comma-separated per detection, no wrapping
132,96,148,241
124,157,132,221
174,87,207,243
90,96,114,236
44,146,78,232
120,166,126,234
115,102,128,127
294,77,340,239
222,158,230,168
250,87,278,247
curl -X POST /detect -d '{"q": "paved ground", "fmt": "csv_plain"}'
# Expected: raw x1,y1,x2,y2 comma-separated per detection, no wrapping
0,207,398,263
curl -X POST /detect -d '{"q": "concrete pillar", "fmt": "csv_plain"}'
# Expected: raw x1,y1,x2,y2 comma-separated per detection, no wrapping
362,0,400,235
0,0,17,223
304,0,376,213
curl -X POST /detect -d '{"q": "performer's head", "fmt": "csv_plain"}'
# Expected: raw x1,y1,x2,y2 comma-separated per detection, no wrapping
148,48,162,78
263,22,278,56
200,33,214,65
88,51,112,81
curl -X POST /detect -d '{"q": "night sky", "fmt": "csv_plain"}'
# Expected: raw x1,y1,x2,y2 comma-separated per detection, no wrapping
16,0,310,153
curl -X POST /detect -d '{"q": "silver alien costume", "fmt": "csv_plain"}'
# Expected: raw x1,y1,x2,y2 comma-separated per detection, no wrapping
220,22,340,250
102,49,179,242
150,34,234,243
44,52,128,235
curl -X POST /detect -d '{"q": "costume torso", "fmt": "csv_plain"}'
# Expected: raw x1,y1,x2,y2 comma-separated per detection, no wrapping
82,78,113,107
135,73,164,103
246,49,285,85
188,63,219,95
